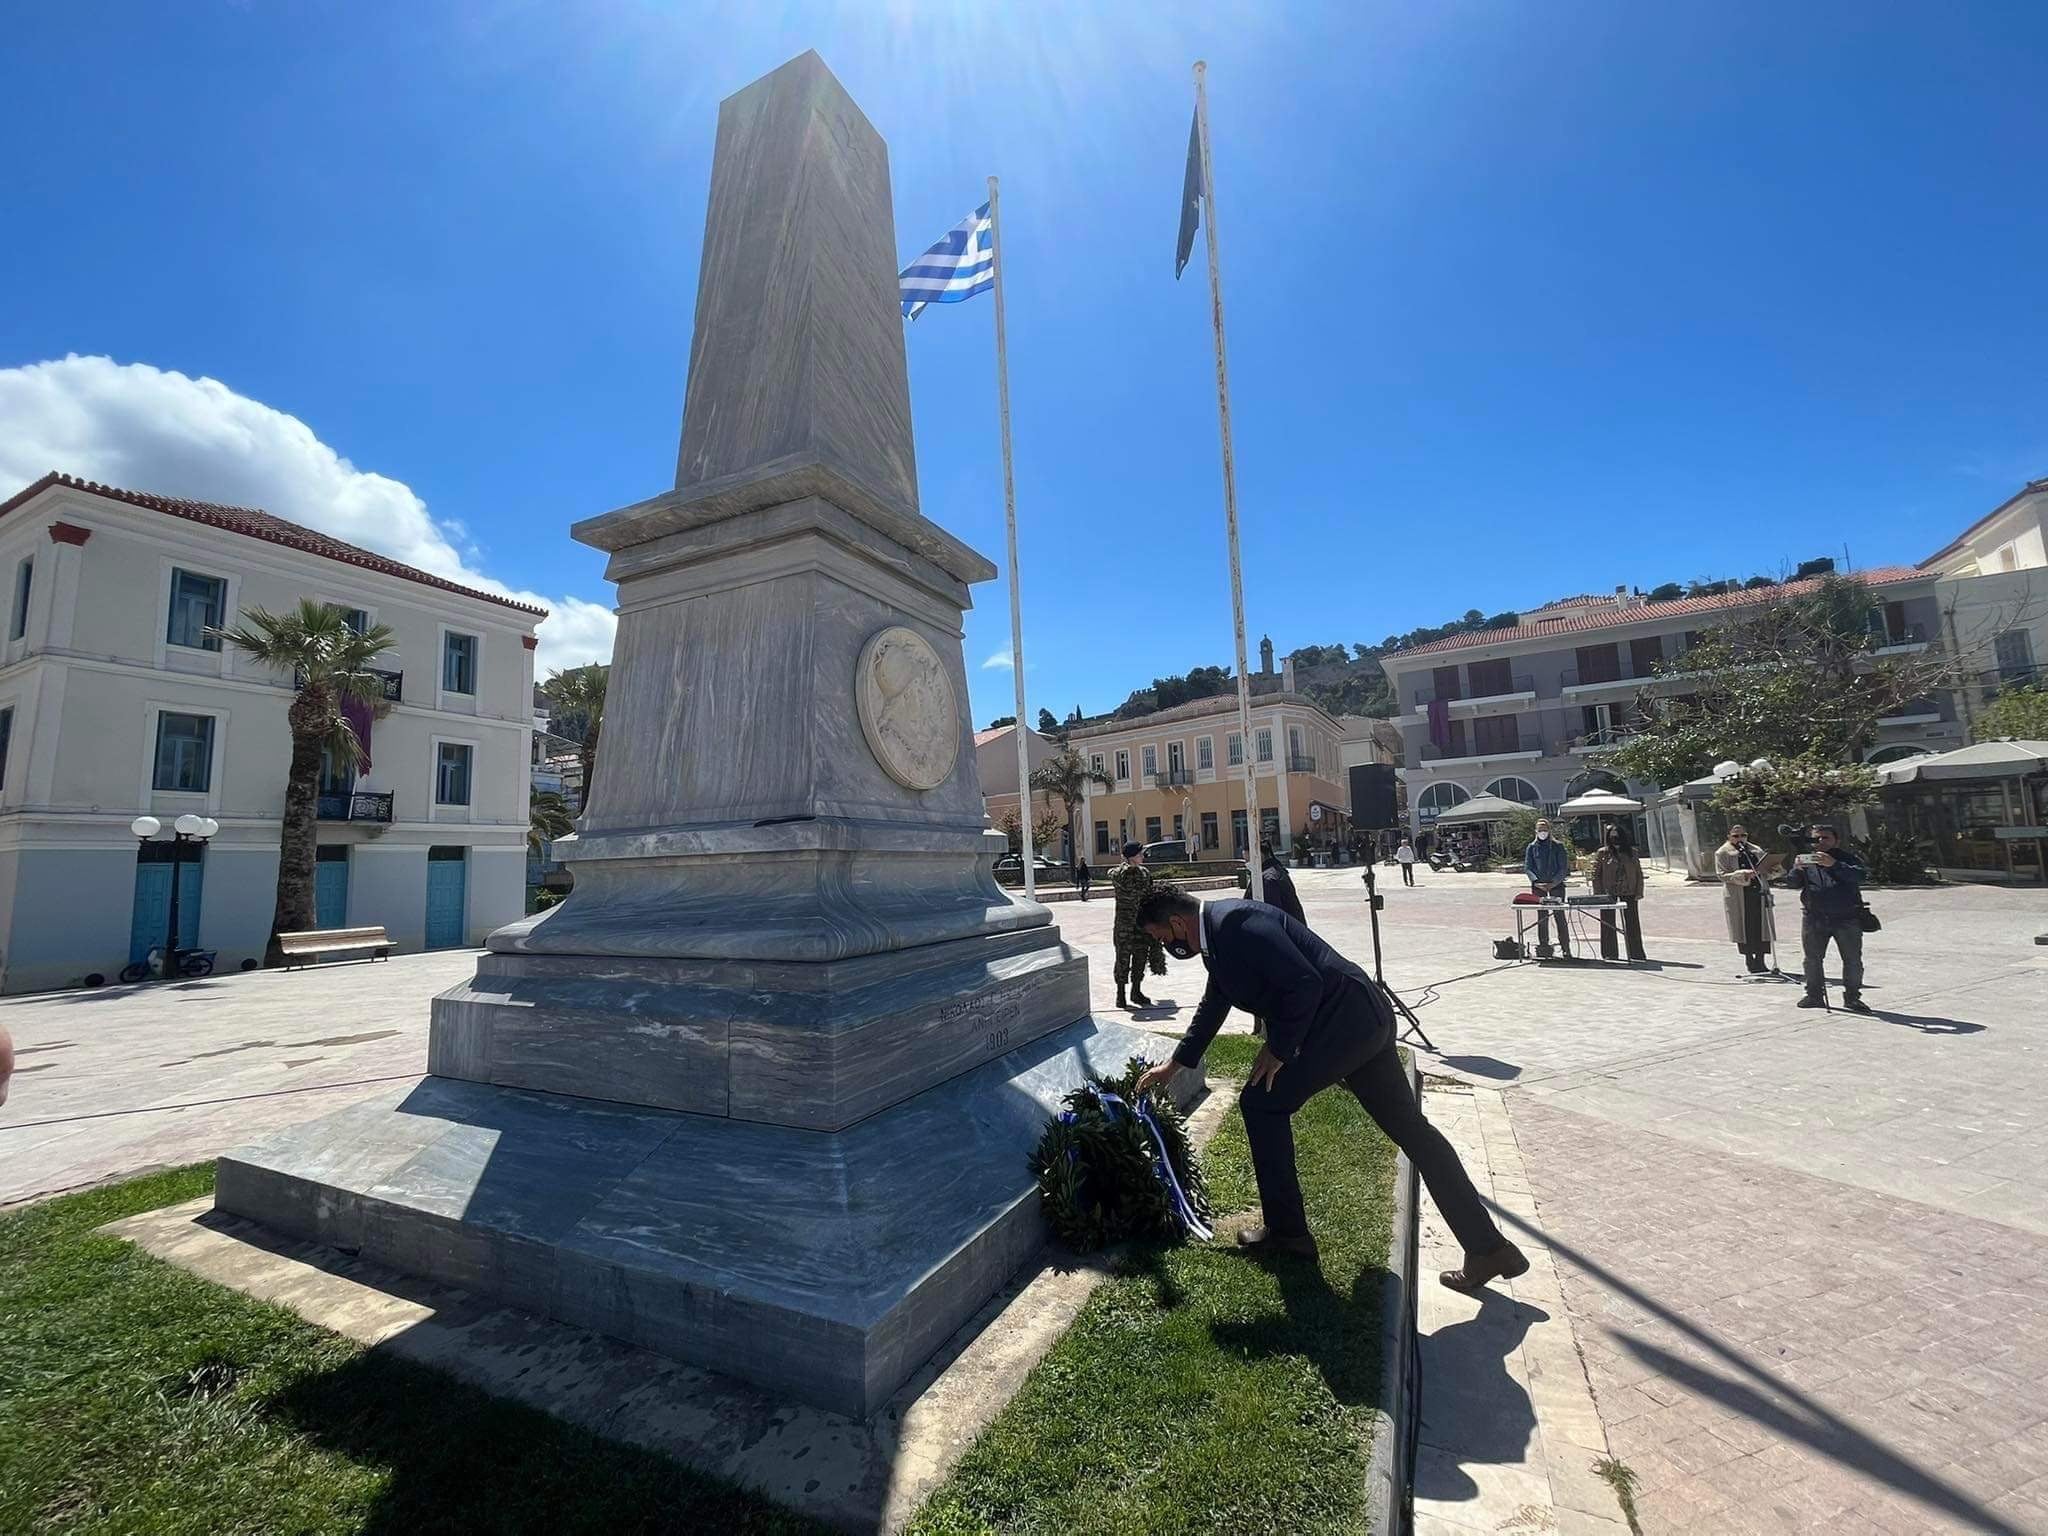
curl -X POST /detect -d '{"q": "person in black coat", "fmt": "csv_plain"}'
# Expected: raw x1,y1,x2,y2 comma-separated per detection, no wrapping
1134,891,1528,1292
1257,841,1305,925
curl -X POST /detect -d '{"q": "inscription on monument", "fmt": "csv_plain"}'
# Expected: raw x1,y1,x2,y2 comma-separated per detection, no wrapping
855,624,959,791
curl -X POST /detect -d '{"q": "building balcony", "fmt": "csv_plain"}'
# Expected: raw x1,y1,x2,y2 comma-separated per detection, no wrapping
296,666,404,702
1877,699,1943,727
1286,753,1317,773
1417,735,1545,766
1151,767,1194,787
1410,675,1536,709
1869,622,1930,654
1559,668,1662,698
1975,664,2041,699
317,791,395,823
1568,726,1639,754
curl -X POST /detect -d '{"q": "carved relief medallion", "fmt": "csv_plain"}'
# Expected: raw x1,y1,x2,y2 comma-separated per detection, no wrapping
855,625,959,791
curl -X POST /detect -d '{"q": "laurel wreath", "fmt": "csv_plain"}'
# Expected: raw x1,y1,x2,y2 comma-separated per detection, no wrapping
1031,1055,1213,1253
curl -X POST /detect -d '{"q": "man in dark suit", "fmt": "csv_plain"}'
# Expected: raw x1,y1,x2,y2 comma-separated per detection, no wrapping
1134,890,1527,1292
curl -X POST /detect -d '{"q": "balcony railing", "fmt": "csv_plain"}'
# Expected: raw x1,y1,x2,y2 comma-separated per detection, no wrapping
1869,622,1929,648
1411,673,1534,707
1568,726,1638,752
1418,732,1543,762
1559,667,1658,690
1286,753,1316,773
317,791,395,823
296,667,403,701
1160,766,1194,786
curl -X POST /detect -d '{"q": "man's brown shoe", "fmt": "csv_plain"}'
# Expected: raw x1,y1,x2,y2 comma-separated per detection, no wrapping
1439,1240,1530,1294
1236,1225,1319,1261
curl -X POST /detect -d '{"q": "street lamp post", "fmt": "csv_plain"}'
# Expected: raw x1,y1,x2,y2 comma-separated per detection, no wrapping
129,813,219,979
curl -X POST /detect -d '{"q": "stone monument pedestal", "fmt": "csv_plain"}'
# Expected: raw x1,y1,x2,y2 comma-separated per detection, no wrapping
212,50,1201,1420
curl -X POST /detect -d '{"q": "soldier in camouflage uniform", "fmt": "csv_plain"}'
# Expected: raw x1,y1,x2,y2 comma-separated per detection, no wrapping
1111,841,1163,1009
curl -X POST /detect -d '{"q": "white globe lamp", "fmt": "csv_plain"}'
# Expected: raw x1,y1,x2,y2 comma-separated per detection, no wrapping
1711,760,1740,779
174,813,206,837
198,817,220,838
130,815,162,839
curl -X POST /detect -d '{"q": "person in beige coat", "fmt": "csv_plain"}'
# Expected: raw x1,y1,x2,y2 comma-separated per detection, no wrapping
1714,824,1775,974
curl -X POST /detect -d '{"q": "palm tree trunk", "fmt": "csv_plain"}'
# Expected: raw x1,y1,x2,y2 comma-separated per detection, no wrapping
268,728,324,965
579,742,596,817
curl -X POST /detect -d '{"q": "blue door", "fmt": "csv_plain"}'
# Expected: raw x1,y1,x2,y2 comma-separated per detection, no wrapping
130,857,203,964
315,851,350,930
424,847,467,949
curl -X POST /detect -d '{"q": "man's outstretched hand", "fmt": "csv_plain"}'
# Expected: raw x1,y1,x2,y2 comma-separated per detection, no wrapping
1135,1060,1180,1099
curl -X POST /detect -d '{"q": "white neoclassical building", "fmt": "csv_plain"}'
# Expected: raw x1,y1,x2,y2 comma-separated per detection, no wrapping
0,474,545,993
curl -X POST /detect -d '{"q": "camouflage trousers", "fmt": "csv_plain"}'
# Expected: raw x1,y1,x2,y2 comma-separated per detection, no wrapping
1113,932,1163,986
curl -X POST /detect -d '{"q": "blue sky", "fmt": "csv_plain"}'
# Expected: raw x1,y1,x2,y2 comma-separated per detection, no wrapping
3,2,2044,715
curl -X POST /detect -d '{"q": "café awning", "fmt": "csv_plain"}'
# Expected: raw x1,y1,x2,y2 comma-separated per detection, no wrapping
1559,787,1644,815
1432,792,1533,825
1877,740,2048,784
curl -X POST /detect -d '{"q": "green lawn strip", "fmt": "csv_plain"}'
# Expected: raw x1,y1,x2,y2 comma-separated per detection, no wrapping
909,1035,1400,1536
0,1165,824,1535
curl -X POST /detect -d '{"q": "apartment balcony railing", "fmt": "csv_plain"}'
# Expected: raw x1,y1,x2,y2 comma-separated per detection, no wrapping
1558,667,1659,690
296,666,404,702
1418,732,1544,762
1869,622,1930,648
317,791,395,823
1286,753,1317,773
1411,674,1534,707
1568,726,1638,752
1156,766,1194,786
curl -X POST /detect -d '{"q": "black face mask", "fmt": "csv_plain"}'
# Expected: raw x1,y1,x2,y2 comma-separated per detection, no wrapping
1164,927,1196,961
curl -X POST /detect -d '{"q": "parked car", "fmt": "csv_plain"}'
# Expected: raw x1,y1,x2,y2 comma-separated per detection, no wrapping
1140,839,1195,864
993,853,1058,875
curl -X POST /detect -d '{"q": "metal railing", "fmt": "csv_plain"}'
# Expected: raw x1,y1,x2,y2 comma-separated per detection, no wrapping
1161,766,1194,786
317,791,395,823
1411,673,1533,707
1559,667,1658,690
1418,731,1542,762
1976,664,2042,698
1869,622,1929,647
1567,725,1637,751
1286,753,1316,773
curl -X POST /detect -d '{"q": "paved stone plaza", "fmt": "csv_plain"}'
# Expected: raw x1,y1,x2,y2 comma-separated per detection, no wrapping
4,864,2044,1530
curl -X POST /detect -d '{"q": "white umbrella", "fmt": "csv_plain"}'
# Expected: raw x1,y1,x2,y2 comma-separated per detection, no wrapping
1558,787,1644,815
1432,792,1535,825
1878,740,2048,784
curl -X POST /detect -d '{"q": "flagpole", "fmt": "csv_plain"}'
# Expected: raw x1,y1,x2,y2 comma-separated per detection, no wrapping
1193,61,1263,904
986,176,1038,901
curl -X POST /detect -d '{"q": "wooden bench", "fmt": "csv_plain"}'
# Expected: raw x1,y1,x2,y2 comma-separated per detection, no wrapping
278,926,393,969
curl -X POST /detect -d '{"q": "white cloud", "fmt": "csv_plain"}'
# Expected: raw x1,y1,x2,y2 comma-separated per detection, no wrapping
0,355,614,673
981,647,1014,670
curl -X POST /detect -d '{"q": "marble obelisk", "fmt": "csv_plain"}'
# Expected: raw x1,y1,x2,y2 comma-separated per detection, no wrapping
212,51,1189,1419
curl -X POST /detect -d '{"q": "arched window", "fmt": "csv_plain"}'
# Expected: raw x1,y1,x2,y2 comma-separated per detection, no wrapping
1485,776,1541,805
1864,743,1926,765
1417,782,1471,824
1564,767,1626,800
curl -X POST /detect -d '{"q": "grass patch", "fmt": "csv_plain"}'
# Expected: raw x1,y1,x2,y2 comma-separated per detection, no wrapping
0,1164,825,1535
1593,1455,1644,1534
0,1037,1400,1535
908,1034,1401,1535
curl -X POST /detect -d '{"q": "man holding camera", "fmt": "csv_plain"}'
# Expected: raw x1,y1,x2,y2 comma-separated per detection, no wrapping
1775,823,1872,1014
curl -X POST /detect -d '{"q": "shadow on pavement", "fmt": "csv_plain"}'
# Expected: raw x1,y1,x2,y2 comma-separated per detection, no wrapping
1437,1055,1523,1082
1870,1010,1986,1035
1412,1293,1548,1502
1486,1206,2027,1535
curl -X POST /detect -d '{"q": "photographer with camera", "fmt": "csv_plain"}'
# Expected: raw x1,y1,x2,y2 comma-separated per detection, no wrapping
1773,823,1872,1014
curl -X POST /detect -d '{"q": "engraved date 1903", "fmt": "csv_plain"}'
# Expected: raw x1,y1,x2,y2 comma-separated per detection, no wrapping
984,1026,1011,1054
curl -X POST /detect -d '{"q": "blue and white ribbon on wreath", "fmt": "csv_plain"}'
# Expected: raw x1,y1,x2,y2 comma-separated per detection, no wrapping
1098,1091,1213,1242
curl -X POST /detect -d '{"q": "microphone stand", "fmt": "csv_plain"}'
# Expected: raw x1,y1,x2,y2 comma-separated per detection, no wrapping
1361,858,1435,1050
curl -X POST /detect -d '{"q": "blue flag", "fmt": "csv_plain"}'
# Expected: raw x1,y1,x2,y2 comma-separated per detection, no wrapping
899,203,994,320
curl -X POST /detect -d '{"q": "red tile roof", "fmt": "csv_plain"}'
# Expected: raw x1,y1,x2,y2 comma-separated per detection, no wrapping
1392,566,1925,659
0,472,548,618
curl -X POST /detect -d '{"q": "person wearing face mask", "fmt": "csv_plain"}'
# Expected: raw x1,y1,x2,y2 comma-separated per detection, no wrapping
1523,817,1572,959
1714,823,1774,975
1132,888,1528,1292
1589,825,1648,961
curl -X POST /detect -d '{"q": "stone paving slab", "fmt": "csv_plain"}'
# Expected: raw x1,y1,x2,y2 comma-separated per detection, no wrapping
1415,1078,1629,1536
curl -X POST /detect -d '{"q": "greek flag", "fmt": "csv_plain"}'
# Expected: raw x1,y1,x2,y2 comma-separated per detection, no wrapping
899,203,994,320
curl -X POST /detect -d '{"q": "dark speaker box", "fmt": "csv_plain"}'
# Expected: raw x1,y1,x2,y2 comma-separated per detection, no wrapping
1349,763,1398,829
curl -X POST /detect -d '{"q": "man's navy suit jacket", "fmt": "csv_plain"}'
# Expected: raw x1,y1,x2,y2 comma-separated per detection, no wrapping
1172,898,1392,1070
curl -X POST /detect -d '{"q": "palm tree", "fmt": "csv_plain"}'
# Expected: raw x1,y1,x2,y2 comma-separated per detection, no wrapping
1029,746,1113,867
528,789,576,855
542,664,608,811
214,601,396,965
